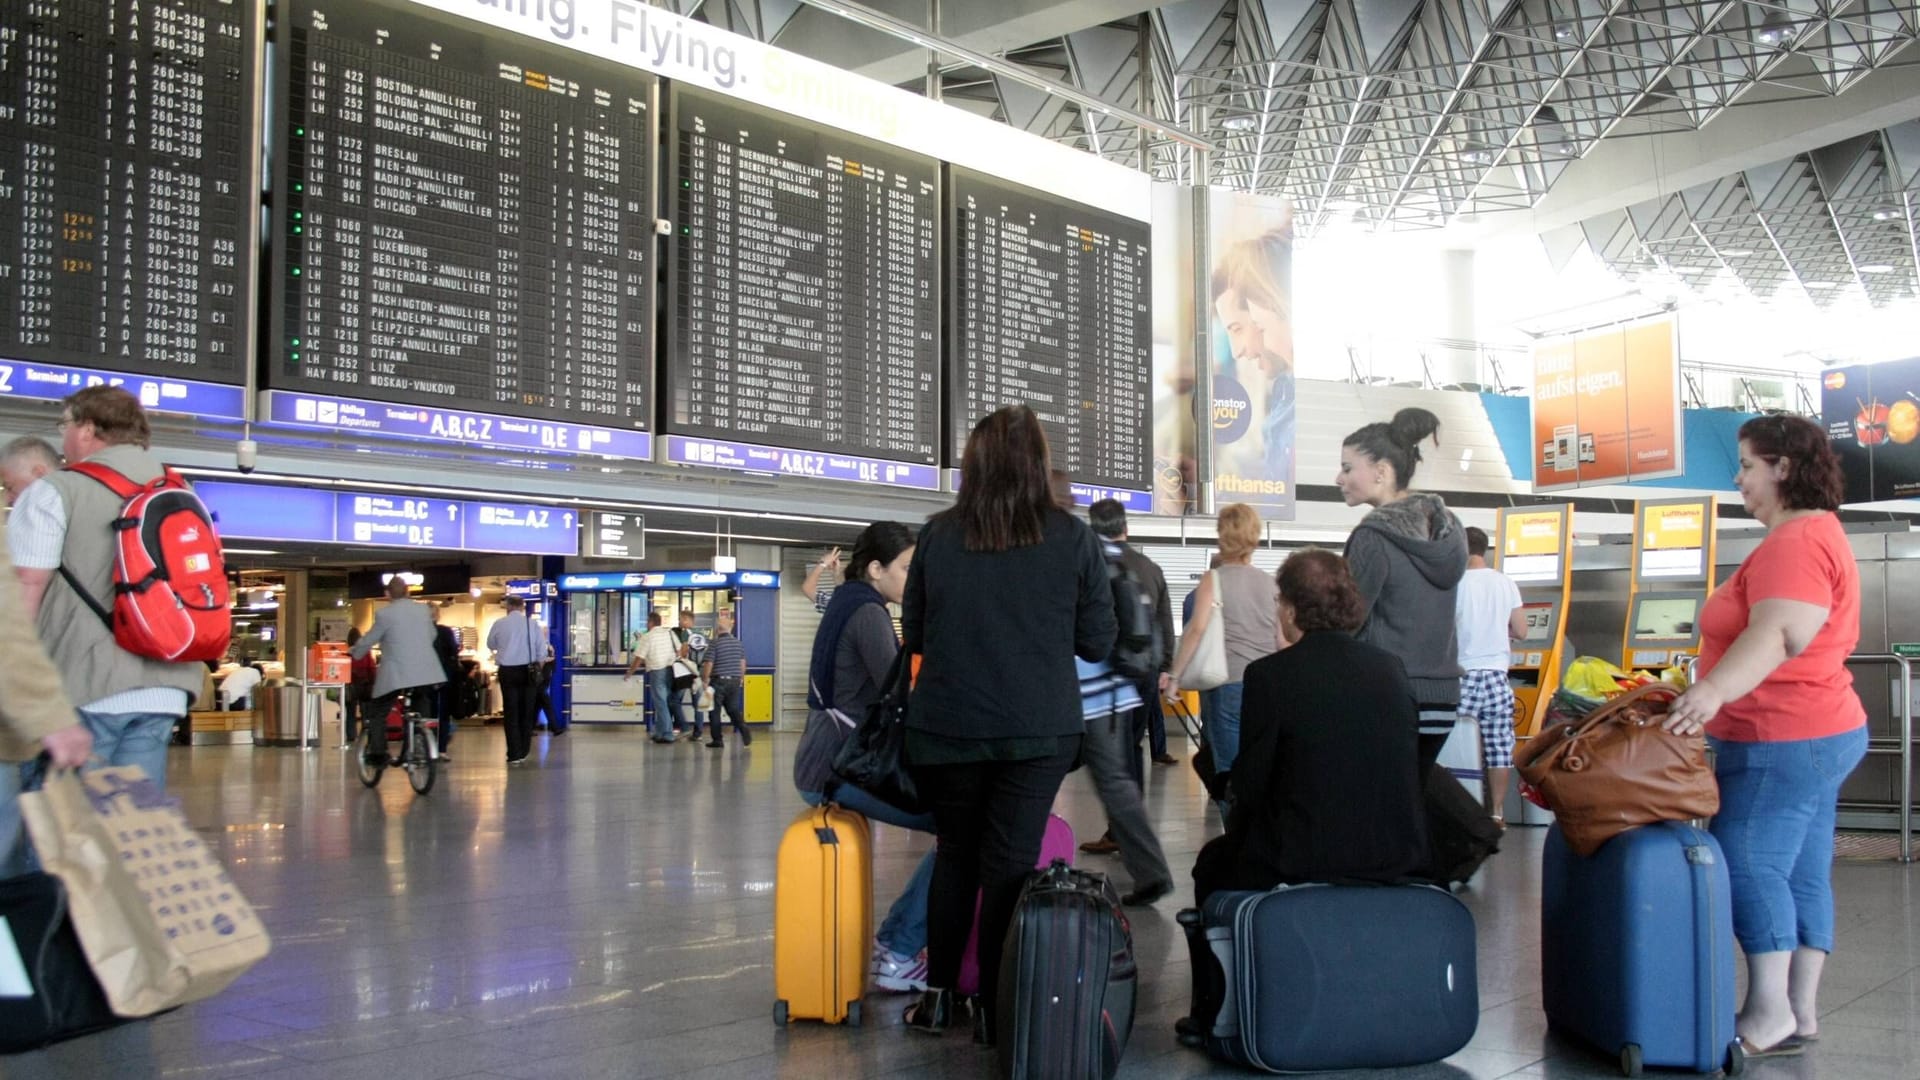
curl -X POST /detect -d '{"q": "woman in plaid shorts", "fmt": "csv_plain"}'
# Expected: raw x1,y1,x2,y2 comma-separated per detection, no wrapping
1453,527,1525,824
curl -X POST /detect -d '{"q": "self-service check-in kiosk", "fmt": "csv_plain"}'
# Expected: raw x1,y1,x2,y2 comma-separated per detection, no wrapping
1623,496,1718,673
1495,504,1575,739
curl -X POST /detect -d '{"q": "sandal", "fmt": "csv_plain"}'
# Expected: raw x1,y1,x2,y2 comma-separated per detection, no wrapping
903,989,953,1035
1736,1035,1807,1059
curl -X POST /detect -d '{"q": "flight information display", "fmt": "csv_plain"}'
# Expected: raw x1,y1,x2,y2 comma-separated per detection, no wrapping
271,0,656,430
948,167,1151,494
0,0,256,390
668,88,940,467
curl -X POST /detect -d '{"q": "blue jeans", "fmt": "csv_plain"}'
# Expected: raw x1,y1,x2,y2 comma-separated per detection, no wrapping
646,670,677,738
803,786,936,956
1203,682,1246,819
1710,726,1869,954
1,710,178,876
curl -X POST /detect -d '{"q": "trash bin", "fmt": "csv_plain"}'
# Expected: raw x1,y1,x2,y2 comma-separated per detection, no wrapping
255,682,314,748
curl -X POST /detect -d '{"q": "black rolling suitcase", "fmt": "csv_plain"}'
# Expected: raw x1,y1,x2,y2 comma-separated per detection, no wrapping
997,861,1137,1079
0,873,127,1054
1424,766,1503,886
1177,884,1478,1072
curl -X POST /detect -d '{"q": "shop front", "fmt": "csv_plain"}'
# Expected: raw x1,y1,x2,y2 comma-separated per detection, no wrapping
557,570,780,730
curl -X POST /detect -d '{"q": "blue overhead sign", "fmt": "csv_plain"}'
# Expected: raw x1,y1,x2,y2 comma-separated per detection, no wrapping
196,482,580,556
557,570,783,592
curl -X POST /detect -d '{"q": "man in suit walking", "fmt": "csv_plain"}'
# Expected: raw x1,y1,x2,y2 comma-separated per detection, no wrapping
349,577,446,767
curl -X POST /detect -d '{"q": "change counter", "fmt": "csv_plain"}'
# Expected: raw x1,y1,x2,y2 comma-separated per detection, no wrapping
556,570,780,730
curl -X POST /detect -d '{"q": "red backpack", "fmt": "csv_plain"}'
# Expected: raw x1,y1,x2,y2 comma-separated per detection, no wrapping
58,462,232,663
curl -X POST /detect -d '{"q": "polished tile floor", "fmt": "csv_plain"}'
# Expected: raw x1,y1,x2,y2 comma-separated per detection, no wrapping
4,725,1918,1080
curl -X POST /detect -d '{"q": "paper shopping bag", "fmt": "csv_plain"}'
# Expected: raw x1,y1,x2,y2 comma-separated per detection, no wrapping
20,767,270,1017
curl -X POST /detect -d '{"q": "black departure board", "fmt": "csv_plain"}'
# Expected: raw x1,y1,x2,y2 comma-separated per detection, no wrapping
272,0,656,428
669,88,939,464
948,167,1151,493
0,0,255,383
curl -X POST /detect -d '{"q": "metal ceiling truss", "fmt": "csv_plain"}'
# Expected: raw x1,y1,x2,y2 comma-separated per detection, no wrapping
1563,121,1920,307
679,0,1917,234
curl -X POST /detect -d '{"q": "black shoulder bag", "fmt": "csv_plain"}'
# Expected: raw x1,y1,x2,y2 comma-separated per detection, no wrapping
827,649,924,815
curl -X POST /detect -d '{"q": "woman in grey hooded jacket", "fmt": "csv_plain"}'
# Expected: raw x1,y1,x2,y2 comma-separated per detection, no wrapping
1335,407,1469,771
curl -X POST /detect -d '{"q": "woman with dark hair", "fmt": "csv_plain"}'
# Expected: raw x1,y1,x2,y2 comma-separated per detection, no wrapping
1336,407,1468,771
1190,549,1426,905
792,520,935,992
901,405,1117,1039
1663,415,1865,1060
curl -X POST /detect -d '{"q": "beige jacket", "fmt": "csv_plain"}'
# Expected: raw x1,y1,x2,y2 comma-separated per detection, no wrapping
0,525,80,760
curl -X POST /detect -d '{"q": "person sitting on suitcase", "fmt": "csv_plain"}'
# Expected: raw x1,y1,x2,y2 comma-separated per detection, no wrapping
1191,549,1427,905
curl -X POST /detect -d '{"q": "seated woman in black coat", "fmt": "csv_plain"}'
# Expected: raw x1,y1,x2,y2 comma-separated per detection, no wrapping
1192,549,1428,905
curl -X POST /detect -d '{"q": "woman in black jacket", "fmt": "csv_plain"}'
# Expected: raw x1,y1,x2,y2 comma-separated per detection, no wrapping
901,405,1118,1040
1192,549,1427,905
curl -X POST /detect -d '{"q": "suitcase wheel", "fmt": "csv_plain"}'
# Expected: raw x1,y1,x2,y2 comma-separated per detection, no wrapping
1620,1043,1643,1078
1725,1039,1746,1076
772,1000,789,1027
846,1000,863,1027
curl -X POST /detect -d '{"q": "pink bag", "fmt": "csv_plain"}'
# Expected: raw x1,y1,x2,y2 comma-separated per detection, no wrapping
955,813,1075,996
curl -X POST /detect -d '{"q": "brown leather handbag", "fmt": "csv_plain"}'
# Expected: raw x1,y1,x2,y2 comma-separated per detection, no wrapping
1514,683,1719,856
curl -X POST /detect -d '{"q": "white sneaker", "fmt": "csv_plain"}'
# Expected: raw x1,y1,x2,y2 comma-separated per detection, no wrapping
871,947,929,993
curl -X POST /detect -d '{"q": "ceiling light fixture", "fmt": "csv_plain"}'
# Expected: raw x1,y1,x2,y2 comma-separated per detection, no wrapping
1873,209,1900,221
1221,115,1258,132
1753,12,1799,48
1552,22,1576,41
1719,249,1755,257
1804,281,1839,289
1860,264,1896,273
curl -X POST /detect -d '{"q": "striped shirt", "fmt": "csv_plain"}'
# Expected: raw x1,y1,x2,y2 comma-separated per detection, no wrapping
705,631,747,680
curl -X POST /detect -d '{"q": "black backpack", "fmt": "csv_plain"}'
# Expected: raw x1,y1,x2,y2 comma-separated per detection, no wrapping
1103,541,1159,680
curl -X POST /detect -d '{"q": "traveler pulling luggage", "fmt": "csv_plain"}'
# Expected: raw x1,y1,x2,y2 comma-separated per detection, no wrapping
1177,884,1478,1072
773,803,873,1026
997,861,1137,1079
1542,822,1743,1077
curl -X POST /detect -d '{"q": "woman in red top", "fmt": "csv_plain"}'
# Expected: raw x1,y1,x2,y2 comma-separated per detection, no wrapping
1665,415,1866,1060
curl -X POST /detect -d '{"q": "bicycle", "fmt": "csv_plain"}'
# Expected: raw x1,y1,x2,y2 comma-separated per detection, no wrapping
356,687,439,795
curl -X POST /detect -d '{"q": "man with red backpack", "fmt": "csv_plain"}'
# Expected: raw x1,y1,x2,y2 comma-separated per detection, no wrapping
9,387,214,790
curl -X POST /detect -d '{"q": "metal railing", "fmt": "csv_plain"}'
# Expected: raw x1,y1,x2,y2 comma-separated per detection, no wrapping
1844,654,1914,864
1683,653,1911,863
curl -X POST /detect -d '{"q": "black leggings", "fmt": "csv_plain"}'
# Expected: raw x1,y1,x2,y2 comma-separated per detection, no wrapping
912,739,1080,1011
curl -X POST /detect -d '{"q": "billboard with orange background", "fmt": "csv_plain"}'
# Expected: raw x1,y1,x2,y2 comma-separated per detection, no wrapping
1531,316,1683,491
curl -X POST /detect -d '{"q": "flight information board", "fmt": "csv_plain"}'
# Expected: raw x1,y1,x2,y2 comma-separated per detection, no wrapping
668,88,940,467
271,0,656,431
948,167,1151,494
0,0,257,391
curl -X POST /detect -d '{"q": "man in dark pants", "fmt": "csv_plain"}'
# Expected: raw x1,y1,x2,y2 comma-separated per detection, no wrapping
486,596,544,766
1082,498,1178,856
699,610,752,748
430,605,462,759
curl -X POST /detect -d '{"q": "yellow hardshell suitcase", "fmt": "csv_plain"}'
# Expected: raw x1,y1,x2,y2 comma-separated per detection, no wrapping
773,803,873,1026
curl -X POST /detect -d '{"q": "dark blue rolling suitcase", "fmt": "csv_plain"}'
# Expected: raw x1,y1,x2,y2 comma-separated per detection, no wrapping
1542,822,1744,1077
1177,884,1479,1072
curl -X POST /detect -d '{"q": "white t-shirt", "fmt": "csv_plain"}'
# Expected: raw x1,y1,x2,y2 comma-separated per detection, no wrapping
1455,566,1522,671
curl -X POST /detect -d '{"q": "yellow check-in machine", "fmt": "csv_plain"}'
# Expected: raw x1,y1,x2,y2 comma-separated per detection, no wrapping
1495,504,1576,739
1623,496,1719,673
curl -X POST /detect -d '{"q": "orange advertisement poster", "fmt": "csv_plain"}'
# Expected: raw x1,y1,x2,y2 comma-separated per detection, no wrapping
1531,316,1682,490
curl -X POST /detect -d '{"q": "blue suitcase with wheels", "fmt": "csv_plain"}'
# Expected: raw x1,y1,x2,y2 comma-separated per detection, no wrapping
1542,822,1743,1076
1178,884,1478,1072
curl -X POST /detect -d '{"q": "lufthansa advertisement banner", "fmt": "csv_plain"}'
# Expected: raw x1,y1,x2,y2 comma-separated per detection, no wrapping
1206,190,1295,520
1822,356,1920,504
1530,315,1683,491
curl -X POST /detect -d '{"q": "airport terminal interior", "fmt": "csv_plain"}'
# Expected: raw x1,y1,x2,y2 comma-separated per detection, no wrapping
4,0,1920,1076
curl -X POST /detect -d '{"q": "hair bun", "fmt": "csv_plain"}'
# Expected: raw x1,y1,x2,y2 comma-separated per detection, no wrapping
1388,407,1441,457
